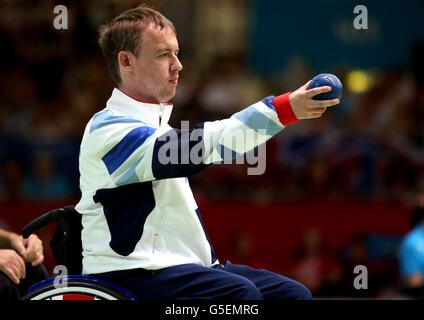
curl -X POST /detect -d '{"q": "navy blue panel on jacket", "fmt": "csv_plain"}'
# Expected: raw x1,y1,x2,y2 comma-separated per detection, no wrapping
152,123,211,179
102,126,156,175
93,182,155,256
195,208,218,263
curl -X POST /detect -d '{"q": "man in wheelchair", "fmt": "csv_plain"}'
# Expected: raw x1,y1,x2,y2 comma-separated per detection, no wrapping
67,3,337,300
19,4,338,300
0,228,48,300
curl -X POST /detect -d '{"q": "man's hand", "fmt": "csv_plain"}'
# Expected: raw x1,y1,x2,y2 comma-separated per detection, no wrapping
0,249,26,284
289,81,340,119
10,234,44,267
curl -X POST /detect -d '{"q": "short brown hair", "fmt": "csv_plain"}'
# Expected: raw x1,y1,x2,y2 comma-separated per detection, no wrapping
98,5,176,85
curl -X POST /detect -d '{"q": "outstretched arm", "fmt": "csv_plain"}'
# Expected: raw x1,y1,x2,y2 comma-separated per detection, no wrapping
84,82,339,186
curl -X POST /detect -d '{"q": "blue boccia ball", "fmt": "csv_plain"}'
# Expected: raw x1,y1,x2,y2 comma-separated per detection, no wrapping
307,73,343,100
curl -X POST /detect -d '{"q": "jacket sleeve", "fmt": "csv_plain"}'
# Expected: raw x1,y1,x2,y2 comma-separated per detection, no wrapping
86,93,297,186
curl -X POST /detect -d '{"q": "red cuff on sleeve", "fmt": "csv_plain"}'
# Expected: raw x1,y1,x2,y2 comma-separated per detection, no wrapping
272,92,299,126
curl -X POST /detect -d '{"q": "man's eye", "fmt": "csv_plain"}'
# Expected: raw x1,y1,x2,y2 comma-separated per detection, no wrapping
158,53,167,58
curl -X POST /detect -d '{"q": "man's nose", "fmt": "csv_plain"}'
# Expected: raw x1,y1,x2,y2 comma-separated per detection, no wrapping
171,56,183,72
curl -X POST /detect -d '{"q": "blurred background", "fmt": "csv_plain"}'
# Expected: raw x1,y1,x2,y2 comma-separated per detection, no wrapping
1,0,424,299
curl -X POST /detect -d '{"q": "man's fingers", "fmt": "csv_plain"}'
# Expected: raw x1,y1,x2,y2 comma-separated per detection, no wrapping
25,238,37,258
0,250,27,283
306,86,332,98
308,106,326,113
25,235,43,264
300,80,312,90
10,259,25,281
12,236,26,257
32,253,44,267
15,253,26,279
303,114,322,120
18,257,26,279
327,98,340,107
311,98,340,108
290,83,340,119
4,267,20,285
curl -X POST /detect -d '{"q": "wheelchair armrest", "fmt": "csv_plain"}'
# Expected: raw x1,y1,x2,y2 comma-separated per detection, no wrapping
22,208,65,239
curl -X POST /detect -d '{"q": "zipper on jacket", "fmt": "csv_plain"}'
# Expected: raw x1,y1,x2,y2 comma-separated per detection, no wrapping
153,233,159,254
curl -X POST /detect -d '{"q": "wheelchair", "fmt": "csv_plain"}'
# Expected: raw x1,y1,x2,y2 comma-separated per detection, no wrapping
21,206,137,300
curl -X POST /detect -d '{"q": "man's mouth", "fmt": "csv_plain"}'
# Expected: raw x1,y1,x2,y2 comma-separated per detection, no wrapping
169,77,179,85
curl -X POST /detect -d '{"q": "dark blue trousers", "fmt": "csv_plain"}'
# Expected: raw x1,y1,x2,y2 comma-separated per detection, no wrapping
0,264,49,300
94,260,312,300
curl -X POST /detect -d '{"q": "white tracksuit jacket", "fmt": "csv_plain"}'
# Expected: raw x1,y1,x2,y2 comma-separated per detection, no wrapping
75,88,296,275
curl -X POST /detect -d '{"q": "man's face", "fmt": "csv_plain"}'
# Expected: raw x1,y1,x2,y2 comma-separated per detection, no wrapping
132,25,182,103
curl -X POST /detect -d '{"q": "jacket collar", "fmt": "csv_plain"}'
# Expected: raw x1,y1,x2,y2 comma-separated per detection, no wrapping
106,88,173,127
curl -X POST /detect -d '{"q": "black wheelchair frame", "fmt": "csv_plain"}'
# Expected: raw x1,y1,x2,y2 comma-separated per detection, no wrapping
21,206,136,300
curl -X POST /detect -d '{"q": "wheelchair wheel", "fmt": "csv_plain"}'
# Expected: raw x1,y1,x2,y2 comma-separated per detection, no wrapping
23,275,137,300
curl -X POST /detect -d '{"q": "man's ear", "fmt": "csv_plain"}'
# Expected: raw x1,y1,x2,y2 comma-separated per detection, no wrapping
117,51,134,73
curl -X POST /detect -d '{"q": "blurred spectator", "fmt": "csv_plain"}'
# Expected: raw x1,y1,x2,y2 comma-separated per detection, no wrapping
0,68,38,140
229,231,255,266
0,160,25,201
290,228,342,296
23,153,73,201
336,233,400,298
337,234,371,297
398,204,424,297
196,54,267,120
